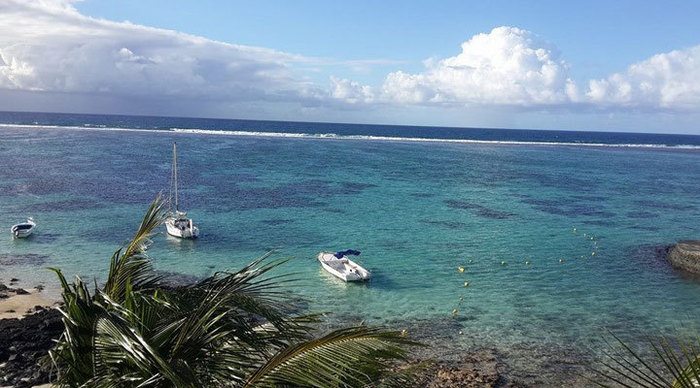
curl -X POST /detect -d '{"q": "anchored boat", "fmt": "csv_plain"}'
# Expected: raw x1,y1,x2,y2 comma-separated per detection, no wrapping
317,249,371,282
11,217,36,238
165,143,199,239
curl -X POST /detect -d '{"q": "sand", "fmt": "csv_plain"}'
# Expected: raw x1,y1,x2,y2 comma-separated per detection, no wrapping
0,289,59,320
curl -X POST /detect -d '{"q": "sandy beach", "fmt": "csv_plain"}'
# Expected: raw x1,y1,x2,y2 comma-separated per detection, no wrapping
0,276,59,319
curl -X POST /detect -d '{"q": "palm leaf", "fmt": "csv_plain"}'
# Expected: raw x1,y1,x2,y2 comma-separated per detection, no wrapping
244,326,419,388
594,332,700,388
103,196,167,302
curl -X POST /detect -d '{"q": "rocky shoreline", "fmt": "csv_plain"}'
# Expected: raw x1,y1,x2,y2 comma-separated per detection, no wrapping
0,308,63,387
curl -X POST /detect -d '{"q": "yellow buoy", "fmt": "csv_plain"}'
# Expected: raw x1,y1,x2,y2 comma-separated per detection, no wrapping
559,258,564,263
592,252,596,256
458,266,465,273
525,261,530,265
459,330,463,335
501,261,506,266
452,308,459,316
463,281,469,287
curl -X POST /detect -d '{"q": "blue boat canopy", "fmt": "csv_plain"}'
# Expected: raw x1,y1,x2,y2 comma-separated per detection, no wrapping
334,249,361,258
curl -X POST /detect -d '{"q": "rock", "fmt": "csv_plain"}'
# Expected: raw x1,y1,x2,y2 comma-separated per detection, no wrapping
9,278,19,283
668,240,700,274
0,308,63,387
14,288,29,295
0,283,8,291
393,349,504,387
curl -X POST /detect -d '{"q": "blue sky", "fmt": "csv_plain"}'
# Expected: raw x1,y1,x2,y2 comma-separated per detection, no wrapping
75,0,700,83
1,1,700,133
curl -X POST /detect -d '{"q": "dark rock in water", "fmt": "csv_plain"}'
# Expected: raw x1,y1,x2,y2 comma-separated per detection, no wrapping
0,308,63,387
668,241,700,274
10,278,19,283
0,253,50,266
14,288,29,295
0,283,8,292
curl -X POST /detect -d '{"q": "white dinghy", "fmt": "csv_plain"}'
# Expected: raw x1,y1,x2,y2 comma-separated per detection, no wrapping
11,217,36,238
317,250,371,282
165,143,199,239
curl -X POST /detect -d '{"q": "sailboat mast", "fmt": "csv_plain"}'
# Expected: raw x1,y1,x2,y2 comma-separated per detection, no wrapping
173,142,179,212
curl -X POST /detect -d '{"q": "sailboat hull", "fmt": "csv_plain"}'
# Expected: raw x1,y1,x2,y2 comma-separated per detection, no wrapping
165,217,199,239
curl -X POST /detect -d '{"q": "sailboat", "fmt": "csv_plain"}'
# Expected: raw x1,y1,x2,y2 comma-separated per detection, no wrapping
165,143,199,239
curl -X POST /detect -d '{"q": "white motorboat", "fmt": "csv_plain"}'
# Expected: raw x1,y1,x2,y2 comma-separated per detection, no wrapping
165,143,199,239
317,250,371,282
11,217,36,238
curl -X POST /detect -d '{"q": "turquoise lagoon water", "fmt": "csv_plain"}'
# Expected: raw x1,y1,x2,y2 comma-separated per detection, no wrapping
2,117,700,372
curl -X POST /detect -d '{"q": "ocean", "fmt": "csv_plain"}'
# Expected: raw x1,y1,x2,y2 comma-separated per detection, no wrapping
1,111,700,382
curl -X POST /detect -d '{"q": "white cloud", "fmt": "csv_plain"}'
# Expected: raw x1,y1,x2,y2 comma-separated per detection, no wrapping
1,2,699,122
0,0,323,105
378,26,577,106
586,46,700,110
329,76,374,104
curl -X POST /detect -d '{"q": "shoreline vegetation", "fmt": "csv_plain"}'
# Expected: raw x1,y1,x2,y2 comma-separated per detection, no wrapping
2,199,700,386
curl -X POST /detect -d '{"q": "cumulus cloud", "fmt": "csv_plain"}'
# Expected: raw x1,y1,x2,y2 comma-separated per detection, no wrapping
586,46,700,110
329,76,375,104
378,27,577,106
1,2,699,118
0,0,323,105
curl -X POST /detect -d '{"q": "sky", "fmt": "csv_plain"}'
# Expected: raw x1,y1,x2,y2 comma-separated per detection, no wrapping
1,0,700,134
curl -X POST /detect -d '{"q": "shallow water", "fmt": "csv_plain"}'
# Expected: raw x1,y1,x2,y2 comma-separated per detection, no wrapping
2,122,700,377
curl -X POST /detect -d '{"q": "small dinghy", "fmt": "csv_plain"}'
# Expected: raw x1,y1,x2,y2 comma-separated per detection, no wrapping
10,217,36,238
317,249,371,282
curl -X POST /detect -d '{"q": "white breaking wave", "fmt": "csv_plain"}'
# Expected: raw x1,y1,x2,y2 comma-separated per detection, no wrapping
2,123,699,150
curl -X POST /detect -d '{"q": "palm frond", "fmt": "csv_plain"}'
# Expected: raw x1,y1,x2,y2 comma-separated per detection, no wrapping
103,196,167,302
244,326,419,388
593,332,700,388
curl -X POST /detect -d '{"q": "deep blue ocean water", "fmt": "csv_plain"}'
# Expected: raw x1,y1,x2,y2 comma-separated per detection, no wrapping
2,111,700,381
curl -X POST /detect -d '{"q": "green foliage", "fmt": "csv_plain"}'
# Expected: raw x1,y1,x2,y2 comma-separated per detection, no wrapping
48,196,418,387
593,332,700,388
